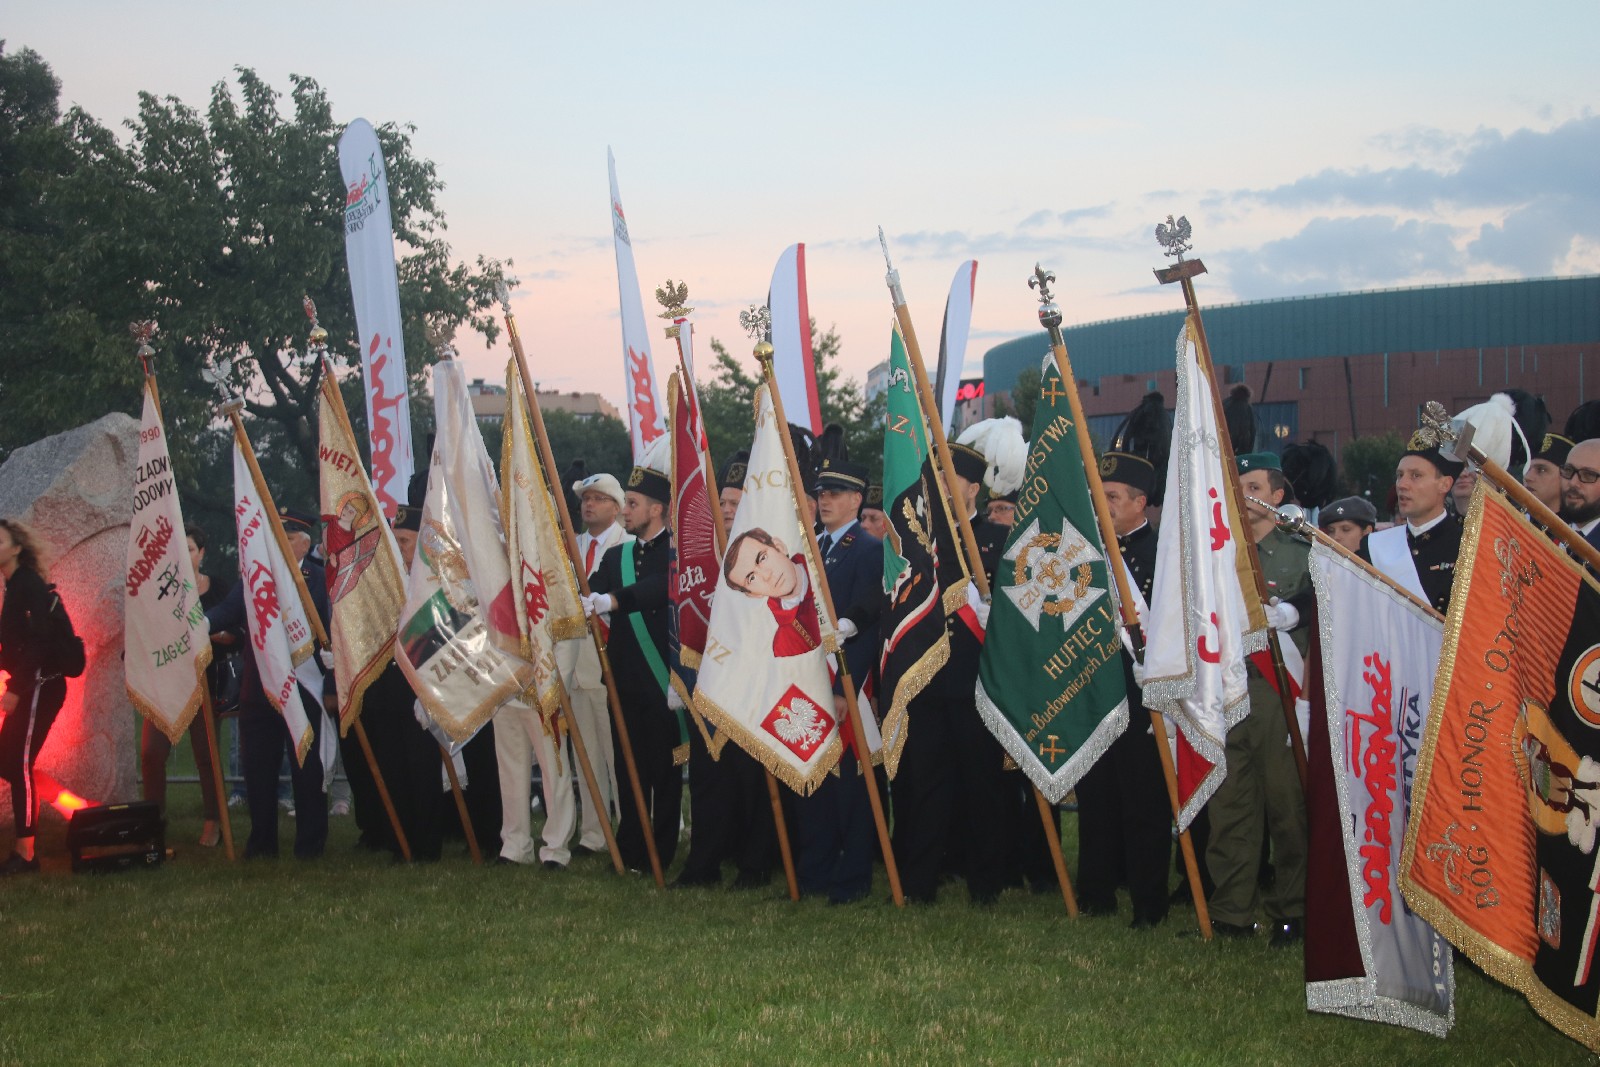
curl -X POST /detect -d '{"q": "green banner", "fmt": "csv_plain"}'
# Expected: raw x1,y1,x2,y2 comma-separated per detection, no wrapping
974,352,1129,803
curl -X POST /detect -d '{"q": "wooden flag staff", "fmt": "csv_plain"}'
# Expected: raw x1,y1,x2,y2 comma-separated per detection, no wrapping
879,232,1076,916
137,327,235,861
755,340,905,907
1153,220,1309,791
1029,268,1210,938
659,284,801,901
221,396,411,863
500,291,665,889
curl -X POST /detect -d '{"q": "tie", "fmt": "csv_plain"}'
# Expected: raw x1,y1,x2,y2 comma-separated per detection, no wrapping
818,533,833,557
584,538,597,574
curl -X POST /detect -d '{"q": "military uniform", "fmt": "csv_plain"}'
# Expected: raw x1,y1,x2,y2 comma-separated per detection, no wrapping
589,527,680,871
1206,525,1311,931
1073,519,1174,925
1361,514,1462,615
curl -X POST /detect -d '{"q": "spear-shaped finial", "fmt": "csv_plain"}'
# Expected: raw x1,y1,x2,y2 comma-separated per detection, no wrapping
878,226,905,306
130,320,158,376
1029,264,1063,336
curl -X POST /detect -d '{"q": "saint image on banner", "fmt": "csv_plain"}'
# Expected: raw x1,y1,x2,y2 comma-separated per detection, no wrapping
722,527,821,658
324,490,383,604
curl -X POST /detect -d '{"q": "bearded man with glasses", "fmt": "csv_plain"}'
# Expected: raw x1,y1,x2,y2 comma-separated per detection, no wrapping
1560,439,1600,553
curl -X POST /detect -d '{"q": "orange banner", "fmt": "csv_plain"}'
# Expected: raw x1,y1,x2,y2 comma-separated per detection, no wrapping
1401,483,1600,1050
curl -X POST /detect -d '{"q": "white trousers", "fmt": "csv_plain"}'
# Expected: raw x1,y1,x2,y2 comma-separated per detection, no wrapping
557,638,618,851
493,698,574,866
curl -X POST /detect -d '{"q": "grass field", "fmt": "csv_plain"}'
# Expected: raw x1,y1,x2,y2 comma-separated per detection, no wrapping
0,777,1590,1067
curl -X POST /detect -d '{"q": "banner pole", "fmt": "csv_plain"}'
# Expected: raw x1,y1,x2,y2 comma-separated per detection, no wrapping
437,740,481,865
1031,267,1202,933
352,717,411,862
755,341,904,907
501,296,666,889
197,685,235,862
1154,247,1309,790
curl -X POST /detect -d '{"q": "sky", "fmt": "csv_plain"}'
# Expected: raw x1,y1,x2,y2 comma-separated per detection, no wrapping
10,2,1599,412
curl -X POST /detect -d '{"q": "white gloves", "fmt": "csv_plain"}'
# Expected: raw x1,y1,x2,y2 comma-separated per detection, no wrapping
966,583,990,630
582,592,616,618
1131,660,1147,686
1119,626,1147,685
1265,600,1299,632
836,617,858,642
318,648,335,671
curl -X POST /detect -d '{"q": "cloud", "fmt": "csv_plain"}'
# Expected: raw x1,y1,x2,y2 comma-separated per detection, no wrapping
1222,215,1464,299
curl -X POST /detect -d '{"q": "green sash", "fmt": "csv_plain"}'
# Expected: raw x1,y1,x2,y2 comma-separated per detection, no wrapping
620,544,689,755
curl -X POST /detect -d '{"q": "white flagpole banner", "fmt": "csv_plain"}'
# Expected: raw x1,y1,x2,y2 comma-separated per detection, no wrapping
232,441,316,764
768,243,821,433
607,148,667,460
935,259,978,432
1308,542,1455,1036
338,118,414,517
125,382,212,742
1142,318,1266,828
395,360,535,742
692,382,842,794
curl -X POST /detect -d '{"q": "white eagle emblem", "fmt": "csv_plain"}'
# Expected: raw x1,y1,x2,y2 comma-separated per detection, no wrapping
761,685,836,760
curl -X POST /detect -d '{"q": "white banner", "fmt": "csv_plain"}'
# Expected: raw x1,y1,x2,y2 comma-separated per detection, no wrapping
395,360,534,742
936,260,978,433
692,382,841,795
1142,318,1266,827
1308,543,1455,1036
607,148,667,461
768,243,820,433
124,383,212,742
339,118,414,516
232,442,315,764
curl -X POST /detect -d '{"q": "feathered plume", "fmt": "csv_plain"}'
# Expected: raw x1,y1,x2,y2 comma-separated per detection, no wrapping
787,423,818,490
637,434,671,475
815,422,848,464
1564,400,1600,447
1222,384,1256,455
956,416,1028,496
1110,391,1171,508
1454,393,1521,472
1503,388,1549,473
1281,441,1340,509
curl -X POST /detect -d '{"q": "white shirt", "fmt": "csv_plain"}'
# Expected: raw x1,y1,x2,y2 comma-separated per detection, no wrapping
576,521,627,578
1406,510,1448,538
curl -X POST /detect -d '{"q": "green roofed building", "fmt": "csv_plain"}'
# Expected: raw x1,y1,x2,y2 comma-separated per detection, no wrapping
981,275,1600,457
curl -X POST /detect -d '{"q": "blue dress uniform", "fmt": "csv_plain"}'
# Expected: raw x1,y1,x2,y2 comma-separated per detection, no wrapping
207,507,330,860
796,464,883,903
589,523,680,872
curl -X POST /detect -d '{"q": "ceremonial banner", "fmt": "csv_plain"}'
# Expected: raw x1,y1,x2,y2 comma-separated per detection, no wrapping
501,361,586,734
976,353,1128,803
607,148,666,460
338,118,414,515
667,373,722,749
1308,542,1454,1035
232,440,315,763
769,243,821,433
935,260,978,433
395,360,534,742
125,382,212,742
693,382,841,794
318,361,407,731
1402,485,1600,1050
1143,317,1267,827
878,326,952,776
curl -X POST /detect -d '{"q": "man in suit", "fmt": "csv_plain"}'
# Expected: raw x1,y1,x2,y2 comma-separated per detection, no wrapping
1561,438,1600,553
584,455,680,872
208,505,330,860
793,457,882,904
1072,453,1173,928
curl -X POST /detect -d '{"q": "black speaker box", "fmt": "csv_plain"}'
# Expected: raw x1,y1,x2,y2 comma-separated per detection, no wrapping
67,801,166,873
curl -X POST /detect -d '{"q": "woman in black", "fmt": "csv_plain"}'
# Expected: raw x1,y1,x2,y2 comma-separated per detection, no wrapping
0,519,67,875
139,524,229,847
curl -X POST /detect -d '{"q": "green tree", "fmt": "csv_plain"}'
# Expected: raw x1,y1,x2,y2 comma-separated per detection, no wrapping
698,322,884,482
1340,431,1404,520
991,366,1041,435
0,51,509,530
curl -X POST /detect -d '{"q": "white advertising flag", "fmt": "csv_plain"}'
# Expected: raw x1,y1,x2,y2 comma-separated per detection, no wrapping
607,148,667,461
338,118,414,516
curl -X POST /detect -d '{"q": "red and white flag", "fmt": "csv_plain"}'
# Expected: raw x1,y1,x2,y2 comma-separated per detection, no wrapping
1306,542,1454,1035
607,149,667,461
1142,317,1267,827
935,260,978,433
232,438,316,764
692,382,841,794
338,118,414,516
125,381,212,742
768,244,820,433
395,360,534,742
